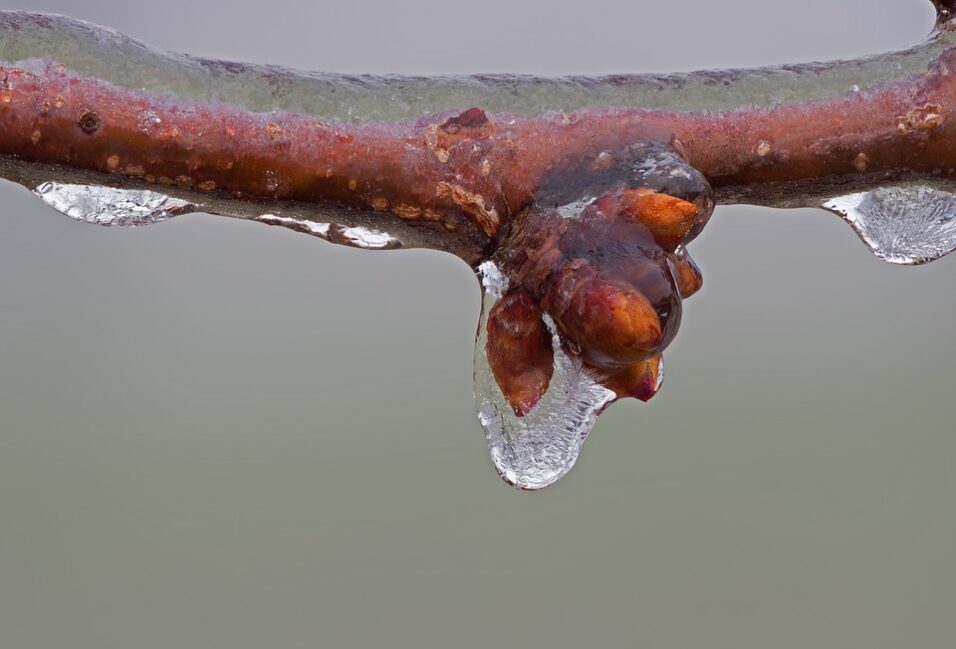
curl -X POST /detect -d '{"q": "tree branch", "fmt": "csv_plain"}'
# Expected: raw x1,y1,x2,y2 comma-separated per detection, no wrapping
3,10,956,258
2,8,954,487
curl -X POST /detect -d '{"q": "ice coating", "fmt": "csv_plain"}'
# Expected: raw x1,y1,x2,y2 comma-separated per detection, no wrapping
823,186,956,264
474,262,615,490
33,181,195,225
30,185,406,252
2,12,954,124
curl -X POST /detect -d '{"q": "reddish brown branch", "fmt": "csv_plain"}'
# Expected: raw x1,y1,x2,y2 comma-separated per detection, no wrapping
4,47,956,244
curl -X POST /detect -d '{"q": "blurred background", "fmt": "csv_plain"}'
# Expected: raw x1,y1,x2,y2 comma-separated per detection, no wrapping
1,1,954,647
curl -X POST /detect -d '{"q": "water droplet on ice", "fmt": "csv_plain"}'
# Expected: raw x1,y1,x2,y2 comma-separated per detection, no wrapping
33,181,195,226
474,261,615,490
823,186,956,264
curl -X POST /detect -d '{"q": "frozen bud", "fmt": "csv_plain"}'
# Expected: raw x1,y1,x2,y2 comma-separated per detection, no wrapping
596,189,698,251
486,288,554,416
533,141,714,243
623,143,715,242
545,261,663,368
620,190,698,251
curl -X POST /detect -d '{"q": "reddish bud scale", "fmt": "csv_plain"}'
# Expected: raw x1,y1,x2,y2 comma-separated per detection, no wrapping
485,288,555,416
618,190,699,252
672,253,703,298
595,189,699,252
545,261,663,368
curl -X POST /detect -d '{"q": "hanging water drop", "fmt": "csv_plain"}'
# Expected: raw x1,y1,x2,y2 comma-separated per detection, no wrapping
823,185,956,265
474,261,616,490
33,181,195,226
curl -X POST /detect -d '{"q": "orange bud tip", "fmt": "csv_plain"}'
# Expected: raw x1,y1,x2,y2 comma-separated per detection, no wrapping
674,253,703,298
630,374,661,402
618,189,699,251
602,355,664,401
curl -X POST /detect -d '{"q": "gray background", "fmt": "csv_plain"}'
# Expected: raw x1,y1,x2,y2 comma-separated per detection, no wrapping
1,1,954,647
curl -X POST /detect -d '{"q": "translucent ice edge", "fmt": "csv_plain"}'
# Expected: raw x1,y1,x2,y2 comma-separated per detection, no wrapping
33,181,195,226
31,181,404,251
823,185,956,265
255,214,401,250
474,261,615,490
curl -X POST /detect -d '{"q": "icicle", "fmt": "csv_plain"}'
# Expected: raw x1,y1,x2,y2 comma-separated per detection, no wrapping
473,261,615,490
823,186,956,265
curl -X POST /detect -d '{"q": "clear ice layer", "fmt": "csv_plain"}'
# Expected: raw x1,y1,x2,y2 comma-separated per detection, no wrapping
29,184,404,251
823,186,956,265
4,13,952,124
256,214,332,238
255,214,402,250
33,181,195,226
474,262,616,490
335,226,402,250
